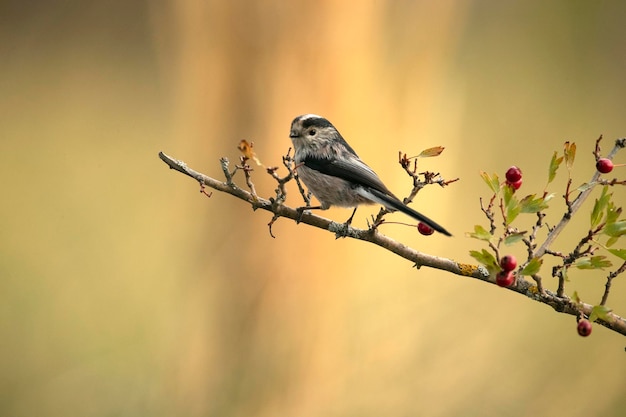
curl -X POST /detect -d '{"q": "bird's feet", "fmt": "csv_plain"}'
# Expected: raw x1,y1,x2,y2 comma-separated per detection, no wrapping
295,207,307,224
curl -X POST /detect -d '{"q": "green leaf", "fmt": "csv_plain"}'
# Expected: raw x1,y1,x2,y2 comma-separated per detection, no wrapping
480,171,500,194
571,290,580,304
574,256,612,270
504,232,526,245
520,258,543,276
606,236,618,247
502,186,521,224
506,205,521,224
604,220,626,238
502,182,514,205
577,182,597,192
608,248,626,261
591,186,611,228
467,225,492,242
519,194,550,213
605,204,622,226
564,141,576,170
469,249,500,274
548,151,563,184
589,305,612,323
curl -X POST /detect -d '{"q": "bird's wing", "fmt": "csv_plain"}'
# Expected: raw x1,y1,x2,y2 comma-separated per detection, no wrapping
302,155,395,196
302,154,452,236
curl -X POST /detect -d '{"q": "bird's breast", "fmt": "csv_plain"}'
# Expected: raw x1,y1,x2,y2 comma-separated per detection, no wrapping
296,165,374,208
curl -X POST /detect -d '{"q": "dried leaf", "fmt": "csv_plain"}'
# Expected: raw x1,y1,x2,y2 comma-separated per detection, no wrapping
238,139,263,166
564,141,576,170
418,146,445,157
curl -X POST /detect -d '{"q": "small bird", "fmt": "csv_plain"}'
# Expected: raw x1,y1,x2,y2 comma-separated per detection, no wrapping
289,114,451,236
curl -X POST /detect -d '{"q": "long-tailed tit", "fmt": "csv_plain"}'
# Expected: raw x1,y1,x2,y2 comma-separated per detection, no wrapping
289,114,451,236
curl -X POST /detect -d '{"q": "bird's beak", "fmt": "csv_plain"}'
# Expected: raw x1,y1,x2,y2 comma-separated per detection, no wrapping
289,130,298,138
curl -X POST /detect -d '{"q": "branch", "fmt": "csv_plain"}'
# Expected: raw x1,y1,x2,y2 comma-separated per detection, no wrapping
535,138,626,258
158,151,626,337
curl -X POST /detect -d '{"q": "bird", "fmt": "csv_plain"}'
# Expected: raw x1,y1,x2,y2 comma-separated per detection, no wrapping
288,114,451,236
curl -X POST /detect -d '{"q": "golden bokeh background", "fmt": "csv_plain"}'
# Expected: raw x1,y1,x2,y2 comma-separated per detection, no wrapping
1,1,625,416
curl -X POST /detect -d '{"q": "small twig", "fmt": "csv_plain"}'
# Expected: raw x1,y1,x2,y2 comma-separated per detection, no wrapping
267,214,279,238
563,178,574,218
593,135,603,160
480,196,497,235
598,178,626,186
282,148,310,203
600,260,626,306
556,267,567,297
199,183,213,198
531,273,544,294
238,156,259,201
220,157,235,186
521,212,544,260
544,249,566,258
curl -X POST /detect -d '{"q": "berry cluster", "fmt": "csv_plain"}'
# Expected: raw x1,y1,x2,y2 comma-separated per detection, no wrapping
496,255,517,287
505,166,523,190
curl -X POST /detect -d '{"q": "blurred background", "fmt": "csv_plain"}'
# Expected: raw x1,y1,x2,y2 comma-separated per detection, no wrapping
1,1,625,416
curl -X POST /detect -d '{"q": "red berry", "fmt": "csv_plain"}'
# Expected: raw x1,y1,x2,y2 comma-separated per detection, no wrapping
507,178,522,190
505,166,522,183
499,255,517,272
577,319,592,337
417,222,434,235
496,270,515,287
596,158,614,174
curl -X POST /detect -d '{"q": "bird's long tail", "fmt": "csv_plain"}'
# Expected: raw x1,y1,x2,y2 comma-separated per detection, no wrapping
362,188,452,236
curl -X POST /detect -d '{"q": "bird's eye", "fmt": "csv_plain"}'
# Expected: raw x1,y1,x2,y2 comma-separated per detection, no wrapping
308,129,316,136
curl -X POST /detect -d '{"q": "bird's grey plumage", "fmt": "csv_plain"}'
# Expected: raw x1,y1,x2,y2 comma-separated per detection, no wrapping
289,114,451,236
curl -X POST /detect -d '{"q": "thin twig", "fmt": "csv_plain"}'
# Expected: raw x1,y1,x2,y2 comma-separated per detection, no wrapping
600,260,626,306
